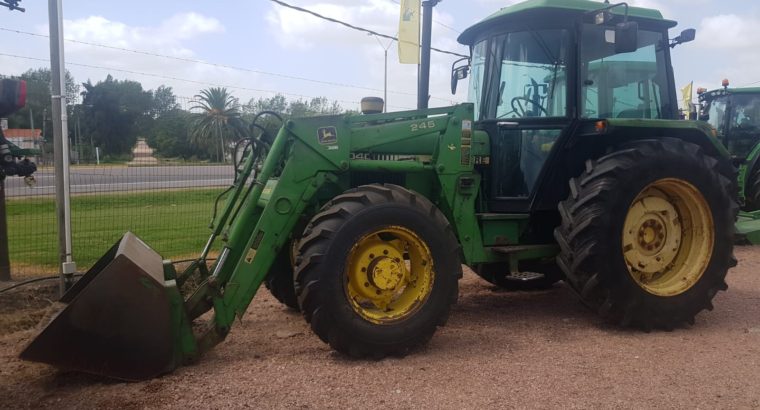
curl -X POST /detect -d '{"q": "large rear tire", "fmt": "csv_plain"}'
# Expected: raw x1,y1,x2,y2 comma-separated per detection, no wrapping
555,138,738,329
294,184,461,358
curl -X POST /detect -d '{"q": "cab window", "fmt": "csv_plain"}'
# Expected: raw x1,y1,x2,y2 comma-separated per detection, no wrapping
581,25,670,119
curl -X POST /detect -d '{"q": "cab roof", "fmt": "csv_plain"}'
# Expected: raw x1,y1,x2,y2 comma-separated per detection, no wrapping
699,87,760,102
722,88,760,95
458,0,677,45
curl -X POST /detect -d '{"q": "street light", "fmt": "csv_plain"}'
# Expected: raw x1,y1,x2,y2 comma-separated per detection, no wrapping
370,34,393,113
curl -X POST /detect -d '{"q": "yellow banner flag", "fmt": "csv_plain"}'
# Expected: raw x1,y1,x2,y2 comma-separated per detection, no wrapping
398,0,420,64
681,81,693,109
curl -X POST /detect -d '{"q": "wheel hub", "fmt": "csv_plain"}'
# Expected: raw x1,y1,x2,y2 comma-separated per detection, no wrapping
345,226,434,323
368,256,405,290
624,195,682,276
637,217,666,253
622,179,714,297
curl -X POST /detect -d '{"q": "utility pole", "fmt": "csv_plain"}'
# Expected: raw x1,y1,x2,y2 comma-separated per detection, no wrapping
417,0,439,110
48,0,76,294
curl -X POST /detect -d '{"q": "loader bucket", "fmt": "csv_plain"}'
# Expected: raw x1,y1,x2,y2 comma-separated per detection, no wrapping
20,232,187,381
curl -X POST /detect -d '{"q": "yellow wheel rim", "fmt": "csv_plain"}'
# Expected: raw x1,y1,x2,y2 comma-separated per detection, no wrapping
344,226,434,324
622,178,714,297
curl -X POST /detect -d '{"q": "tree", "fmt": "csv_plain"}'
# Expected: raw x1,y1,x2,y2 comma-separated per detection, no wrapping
80,75,153,157
150,85,179,118
6,68,80,141
146,109,200,159
191,87,245,162
242,94,344,142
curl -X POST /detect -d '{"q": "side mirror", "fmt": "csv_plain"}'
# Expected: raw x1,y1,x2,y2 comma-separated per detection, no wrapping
451,57,470,95
614,21,639,53
670,28,696,48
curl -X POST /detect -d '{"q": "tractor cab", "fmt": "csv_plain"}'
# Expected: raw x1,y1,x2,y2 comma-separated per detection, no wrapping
699,85,760,160
453,0,689,214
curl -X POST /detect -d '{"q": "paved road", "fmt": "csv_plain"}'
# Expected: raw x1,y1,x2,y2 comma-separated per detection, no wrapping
3,165,234,197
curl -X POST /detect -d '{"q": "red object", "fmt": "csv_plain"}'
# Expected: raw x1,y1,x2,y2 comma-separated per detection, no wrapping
17,80,26,108
595,120,607,133
722,78,730,88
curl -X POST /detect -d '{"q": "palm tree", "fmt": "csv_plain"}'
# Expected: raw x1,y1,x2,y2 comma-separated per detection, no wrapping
191,87,245,162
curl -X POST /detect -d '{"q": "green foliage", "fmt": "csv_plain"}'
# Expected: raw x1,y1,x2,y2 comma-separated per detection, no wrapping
150,85,180,118
191,87,246,162
242,94,344,142
80,75,153,156
6,68,79,141
146,109,205,159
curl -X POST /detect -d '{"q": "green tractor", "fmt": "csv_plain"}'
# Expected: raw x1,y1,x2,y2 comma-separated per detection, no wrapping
698,82,760,211
21,0,750,380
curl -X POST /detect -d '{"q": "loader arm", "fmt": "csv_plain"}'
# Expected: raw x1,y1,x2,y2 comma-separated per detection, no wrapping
191,105,477,350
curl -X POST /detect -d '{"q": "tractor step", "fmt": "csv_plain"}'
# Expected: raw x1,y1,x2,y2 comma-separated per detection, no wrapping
503,270,545,281
490,244,558,256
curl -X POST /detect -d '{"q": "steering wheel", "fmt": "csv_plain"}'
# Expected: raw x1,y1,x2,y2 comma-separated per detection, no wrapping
511,96,548,117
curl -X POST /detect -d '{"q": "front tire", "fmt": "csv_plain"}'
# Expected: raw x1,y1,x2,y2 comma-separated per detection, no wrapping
263,242,299,311
294,184,461,358
555,138,738,329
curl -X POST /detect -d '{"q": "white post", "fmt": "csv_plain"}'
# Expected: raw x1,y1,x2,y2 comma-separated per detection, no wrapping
49,0,75,294
96,147,100,165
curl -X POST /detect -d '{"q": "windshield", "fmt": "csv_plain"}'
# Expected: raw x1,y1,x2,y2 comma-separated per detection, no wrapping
731,94,760,131
471,28,569,120
727,94,760,157
704,96,728,135
580,24,670,119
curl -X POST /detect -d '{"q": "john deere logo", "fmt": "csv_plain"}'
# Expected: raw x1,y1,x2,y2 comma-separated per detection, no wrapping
317,127,338,145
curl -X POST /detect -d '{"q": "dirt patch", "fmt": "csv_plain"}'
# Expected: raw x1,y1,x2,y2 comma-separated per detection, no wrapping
1,247,760,409
0,282,58,336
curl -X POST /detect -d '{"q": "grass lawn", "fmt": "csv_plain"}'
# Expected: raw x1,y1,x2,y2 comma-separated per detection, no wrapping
6,189,222,275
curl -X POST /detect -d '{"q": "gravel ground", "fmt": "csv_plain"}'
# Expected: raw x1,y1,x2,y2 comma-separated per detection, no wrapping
1,246,759,409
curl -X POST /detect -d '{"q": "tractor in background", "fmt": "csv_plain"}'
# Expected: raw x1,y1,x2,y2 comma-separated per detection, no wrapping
698,81,760,211
20,0,755,380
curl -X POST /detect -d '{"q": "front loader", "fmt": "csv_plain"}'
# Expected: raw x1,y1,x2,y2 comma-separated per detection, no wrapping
21,0,755,380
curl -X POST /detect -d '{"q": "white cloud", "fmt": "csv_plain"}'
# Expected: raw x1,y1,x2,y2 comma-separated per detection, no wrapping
265,0,467,109
17,12,253,104
699,14,760,49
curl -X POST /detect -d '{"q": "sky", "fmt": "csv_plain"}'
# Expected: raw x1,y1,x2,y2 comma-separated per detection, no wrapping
1,0,759,112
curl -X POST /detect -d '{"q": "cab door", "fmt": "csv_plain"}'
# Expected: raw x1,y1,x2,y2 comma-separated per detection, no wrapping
475,28,574,213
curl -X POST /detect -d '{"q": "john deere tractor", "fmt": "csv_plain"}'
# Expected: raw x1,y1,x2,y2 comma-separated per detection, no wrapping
22,0,749,380
698,82,760,211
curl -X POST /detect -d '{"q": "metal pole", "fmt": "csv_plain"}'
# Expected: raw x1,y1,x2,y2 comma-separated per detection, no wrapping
372,34,392,112
384,48,388,113
48,0,76,294
418,0,439,110
0,179,10,282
